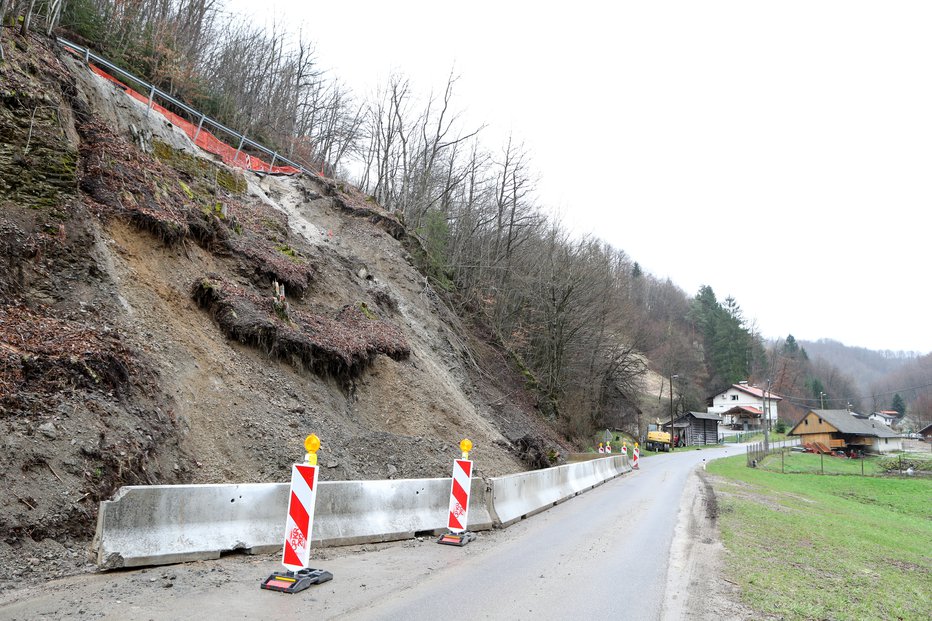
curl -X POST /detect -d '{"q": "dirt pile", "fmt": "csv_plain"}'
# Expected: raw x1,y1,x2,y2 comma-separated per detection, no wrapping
0,33,570,587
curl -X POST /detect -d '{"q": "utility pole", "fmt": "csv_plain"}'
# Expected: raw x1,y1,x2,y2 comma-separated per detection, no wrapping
820,391,826,410
763,379,772,451
670,374,678,451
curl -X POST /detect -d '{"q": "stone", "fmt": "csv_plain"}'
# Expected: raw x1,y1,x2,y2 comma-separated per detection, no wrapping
38,423,57,439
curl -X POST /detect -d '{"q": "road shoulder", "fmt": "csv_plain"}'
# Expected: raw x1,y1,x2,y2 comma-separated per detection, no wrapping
662,464,755,620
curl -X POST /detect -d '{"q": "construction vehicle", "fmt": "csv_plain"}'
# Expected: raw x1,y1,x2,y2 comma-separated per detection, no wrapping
645,423,672,452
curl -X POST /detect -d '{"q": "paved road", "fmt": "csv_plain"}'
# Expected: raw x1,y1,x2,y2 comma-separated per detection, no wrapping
0,444,746,621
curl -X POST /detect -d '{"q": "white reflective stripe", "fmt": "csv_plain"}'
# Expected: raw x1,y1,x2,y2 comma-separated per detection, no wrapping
291,464,317,515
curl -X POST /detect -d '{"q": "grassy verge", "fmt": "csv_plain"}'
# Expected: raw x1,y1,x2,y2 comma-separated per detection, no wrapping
707,455,932,620
756,450,932,476
757,451,885,475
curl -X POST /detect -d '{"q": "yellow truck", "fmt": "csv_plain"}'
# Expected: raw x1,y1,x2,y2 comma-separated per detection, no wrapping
645,425,672,452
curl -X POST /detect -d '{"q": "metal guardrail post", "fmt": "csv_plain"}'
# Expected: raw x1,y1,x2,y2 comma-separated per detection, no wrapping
234,134,246,164
193,114,205,142
146,85,155,115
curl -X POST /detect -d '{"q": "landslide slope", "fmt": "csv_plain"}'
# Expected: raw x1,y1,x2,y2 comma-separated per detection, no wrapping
0,34,567,582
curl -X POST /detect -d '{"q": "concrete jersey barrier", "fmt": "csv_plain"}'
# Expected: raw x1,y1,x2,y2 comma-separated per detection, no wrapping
93,456,628,568
93,476,495,569
488,455,630,527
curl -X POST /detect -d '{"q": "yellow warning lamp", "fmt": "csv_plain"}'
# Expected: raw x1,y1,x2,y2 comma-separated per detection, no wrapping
460,438,473,460
304,434,321,466
635,441,639,449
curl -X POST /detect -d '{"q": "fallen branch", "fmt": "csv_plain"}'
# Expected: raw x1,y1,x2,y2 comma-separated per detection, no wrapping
47,462,64,483
14,494,35,510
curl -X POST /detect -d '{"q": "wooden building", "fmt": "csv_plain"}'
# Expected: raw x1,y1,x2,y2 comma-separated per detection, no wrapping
663,411,722,446
789,409,902,454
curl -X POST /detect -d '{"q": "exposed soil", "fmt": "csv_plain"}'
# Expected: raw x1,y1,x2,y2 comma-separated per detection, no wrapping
662,468,761,621
0,33,570,589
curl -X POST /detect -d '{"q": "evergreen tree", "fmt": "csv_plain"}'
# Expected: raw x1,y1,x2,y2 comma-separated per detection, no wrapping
891,393,906,416
807,377,826,405
688,286,754,385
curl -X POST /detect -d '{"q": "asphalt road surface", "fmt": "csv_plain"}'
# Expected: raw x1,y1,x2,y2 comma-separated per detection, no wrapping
0,444,746,621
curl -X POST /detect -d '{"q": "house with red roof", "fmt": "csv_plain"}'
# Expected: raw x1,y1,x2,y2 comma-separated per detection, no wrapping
706,381,782,429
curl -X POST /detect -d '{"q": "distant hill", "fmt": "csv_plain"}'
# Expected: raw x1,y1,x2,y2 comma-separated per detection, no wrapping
799,339,917,396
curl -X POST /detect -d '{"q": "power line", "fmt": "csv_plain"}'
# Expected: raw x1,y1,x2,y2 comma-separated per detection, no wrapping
773,380,932,409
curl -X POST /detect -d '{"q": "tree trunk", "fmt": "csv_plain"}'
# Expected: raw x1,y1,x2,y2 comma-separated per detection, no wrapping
0,0,11,62
20,0,37,37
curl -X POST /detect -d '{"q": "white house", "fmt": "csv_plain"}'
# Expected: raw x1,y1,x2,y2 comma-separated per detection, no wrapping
707,381,782,428
852,410,901,427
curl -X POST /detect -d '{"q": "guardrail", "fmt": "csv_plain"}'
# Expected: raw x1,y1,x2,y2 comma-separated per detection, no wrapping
92,456,630,569
56,37,316,176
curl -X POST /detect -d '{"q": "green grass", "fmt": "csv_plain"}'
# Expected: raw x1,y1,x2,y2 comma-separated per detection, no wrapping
756,450,932,476
757,451,885,475
707,455,932,620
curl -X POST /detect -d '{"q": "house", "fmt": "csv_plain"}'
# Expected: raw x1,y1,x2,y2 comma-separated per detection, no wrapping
788,409,903,454
919,422,932,442
852,410,901,426
707,381,782,429
662,411,722,446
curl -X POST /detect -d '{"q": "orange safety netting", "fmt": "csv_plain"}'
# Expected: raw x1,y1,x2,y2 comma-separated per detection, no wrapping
88,64,302,175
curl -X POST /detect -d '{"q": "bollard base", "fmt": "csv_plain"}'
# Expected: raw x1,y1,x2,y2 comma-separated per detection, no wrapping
437,531,476,547
260,567,333,593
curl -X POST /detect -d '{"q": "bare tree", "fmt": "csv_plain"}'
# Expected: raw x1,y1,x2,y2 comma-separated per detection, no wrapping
0,0,10,62
19,0,37,37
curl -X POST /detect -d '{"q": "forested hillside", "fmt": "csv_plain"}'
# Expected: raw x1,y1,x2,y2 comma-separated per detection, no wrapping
800,338,917,394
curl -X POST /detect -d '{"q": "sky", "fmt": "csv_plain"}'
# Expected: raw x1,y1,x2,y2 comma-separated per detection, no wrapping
227,1,932,354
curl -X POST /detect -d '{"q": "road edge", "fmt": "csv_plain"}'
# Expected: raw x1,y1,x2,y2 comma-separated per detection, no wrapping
660,462,754,620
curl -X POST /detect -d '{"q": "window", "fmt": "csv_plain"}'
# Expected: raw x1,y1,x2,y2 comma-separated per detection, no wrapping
804,419,808,425
731,395,739,401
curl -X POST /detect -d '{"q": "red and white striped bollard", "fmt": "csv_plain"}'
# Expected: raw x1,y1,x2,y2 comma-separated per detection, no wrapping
438,438,477,546
260,434,333,593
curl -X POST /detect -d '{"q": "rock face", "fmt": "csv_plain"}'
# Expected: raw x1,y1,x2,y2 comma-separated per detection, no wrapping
0,34,568,584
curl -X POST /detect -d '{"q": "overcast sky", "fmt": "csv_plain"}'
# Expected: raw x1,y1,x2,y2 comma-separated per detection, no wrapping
228,1,932,354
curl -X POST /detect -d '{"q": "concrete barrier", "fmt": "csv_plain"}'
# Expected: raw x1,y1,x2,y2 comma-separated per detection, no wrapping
93,475,495,568
314,477,494,546
488,455,630,527
92,482,286,569
93,457,627,568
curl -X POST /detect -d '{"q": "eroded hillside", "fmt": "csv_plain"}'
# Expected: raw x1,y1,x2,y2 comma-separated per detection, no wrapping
0,34,567,582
